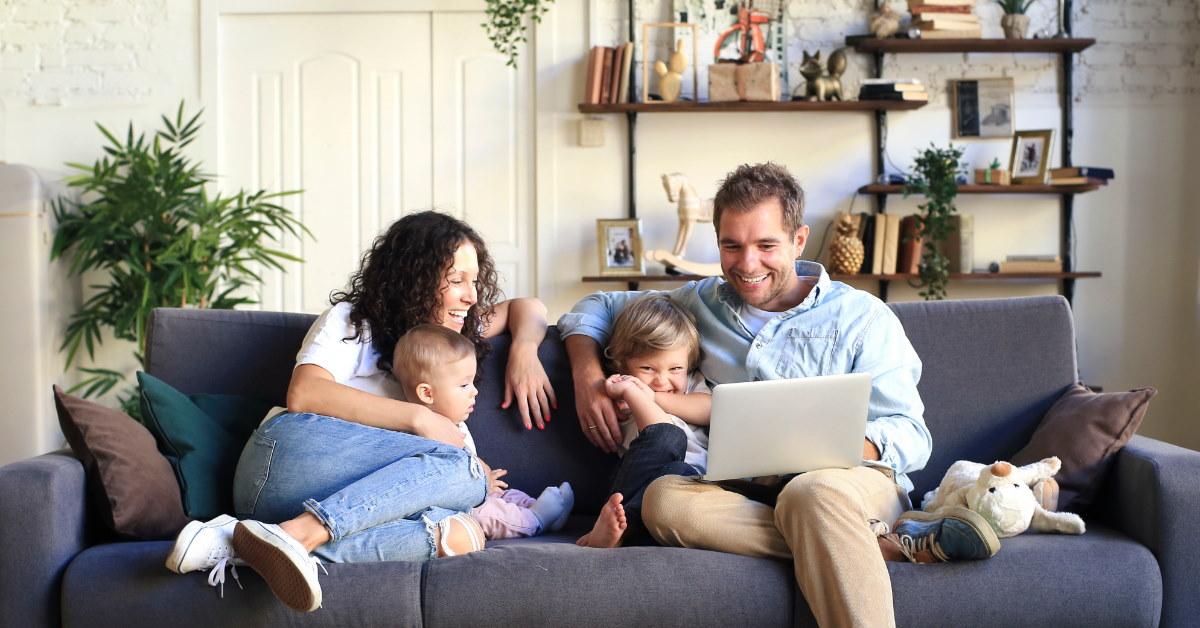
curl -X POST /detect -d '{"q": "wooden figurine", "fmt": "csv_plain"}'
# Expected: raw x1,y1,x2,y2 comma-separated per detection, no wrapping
870,4,902,39
654,40,688,103
644,172,721,277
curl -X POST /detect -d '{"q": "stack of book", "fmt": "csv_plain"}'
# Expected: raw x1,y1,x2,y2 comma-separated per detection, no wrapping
858,78,929,102
997,254,1062,273
583,43,634,105
909,0,982,39
1048,166,1115,186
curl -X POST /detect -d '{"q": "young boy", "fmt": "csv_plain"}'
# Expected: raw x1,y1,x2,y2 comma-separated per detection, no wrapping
392,324,573,540
576,294,711,548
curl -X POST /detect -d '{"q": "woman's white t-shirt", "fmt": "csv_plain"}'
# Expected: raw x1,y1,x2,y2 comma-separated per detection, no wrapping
278,302,477,452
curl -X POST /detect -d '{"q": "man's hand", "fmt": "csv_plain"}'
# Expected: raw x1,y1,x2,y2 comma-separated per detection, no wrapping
862,438,881,461
502,341,558,431
574,371,622,453
411,407,466,448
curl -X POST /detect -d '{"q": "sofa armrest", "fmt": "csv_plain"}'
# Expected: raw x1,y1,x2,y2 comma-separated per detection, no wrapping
0,451,89,628
1097,434,1200,628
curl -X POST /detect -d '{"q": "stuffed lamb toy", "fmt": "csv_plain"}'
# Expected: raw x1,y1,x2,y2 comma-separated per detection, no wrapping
921,457,1086,538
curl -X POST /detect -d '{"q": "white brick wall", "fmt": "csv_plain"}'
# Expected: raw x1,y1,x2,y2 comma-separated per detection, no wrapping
594,0,1200,105
0,0,165,106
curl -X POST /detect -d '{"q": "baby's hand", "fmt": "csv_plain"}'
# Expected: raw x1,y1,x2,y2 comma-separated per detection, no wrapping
486,466,509,494
623,376,655,397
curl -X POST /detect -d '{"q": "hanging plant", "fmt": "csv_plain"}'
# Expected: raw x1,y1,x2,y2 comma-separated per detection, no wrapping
484,0,554,67
51,102,310,415
904,143,966,300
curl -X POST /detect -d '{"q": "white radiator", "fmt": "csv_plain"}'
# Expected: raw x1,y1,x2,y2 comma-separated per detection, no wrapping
0,163,79,466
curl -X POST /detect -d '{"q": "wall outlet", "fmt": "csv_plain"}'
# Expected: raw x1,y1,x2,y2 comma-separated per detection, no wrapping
578,118,604,147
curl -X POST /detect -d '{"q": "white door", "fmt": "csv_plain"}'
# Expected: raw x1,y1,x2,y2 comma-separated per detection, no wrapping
217,5,533,313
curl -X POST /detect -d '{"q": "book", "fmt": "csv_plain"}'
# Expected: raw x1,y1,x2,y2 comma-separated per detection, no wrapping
998,259,1063,273
1050,166,1115,180
931,214,973,274
585,47,605,104
1006,254,1060,262
861,77,923,86
617,42,634,104
1048,176,1107,186
858,91,930,101
913,17,981,31
860,82,926,93
918,27,983,39
859,213,875,274
881,213,901,275
912,12,980,22
908,3,975,13
897,215,923,274
909,0,976,6
599,47,615,105
607,44,625,104
871,214,887,275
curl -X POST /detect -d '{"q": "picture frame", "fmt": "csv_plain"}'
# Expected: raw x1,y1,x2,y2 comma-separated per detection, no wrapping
640,22,700,104
951,78,1015,139
596,219,645,276
1009,129,1055,184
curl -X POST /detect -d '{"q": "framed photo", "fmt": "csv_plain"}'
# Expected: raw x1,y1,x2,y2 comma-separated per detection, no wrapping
640,22,699,103
1009,129,1055,183
951,78,1014,138
596,219,645,276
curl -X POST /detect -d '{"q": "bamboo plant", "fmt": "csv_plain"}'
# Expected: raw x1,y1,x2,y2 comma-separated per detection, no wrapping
51,103,309,414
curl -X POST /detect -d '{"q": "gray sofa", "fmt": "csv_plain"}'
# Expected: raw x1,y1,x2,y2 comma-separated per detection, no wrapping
2,295,1197,627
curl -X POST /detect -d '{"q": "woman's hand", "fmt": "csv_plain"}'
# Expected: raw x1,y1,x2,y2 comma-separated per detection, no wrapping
503,341,558,431
411,407,467,448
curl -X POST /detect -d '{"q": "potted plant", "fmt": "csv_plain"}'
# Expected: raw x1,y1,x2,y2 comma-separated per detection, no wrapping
904,143,967,300
997,0,1035,39
484,0,554,67
51,103,309,415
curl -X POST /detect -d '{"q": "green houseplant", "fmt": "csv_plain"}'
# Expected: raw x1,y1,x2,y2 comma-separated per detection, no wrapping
484,0,554,67
51,103,309,414
996,0,1035,38
904,143,967,301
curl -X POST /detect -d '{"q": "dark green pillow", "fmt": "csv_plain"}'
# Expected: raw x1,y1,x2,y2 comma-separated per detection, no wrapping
137,372,275,520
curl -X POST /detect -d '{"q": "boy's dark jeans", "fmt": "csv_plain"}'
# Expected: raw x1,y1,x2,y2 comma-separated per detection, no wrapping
610,422,700,544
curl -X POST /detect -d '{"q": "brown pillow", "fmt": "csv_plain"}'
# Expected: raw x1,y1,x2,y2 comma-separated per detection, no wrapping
1012,382,1156,513
53,386,191,539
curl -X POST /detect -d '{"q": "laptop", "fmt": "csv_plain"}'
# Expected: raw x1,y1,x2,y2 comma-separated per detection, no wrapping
702,373,872,482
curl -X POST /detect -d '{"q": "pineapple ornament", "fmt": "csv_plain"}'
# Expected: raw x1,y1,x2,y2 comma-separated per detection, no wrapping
828,215,864,275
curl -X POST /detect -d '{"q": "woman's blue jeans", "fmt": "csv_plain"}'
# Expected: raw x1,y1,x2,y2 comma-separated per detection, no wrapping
232,412,487,563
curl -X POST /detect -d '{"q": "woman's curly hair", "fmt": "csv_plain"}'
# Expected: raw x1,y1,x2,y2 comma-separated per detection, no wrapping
330,211,500,370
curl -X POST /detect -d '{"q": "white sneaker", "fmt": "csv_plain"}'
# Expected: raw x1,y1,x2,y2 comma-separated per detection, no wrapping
166,514,243,574
232,520,325,612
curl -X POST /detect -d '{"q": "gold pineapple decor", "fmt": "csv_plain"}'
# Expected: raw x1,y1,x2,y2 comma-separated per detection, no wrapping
829,215,864,275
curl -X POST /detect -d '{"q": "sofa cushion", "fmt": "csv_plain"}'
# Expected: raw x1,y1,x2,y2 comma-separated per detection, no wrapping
422,534,797,627
890,524,1160,627
53,386,190,539
61,541,424,628
890,296,1079,499
137,372,274,520
1012,383,1155,512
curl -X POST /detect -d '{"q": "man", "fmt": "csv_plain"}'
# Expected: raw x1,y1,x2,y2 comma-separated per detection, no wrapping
558,163,999,628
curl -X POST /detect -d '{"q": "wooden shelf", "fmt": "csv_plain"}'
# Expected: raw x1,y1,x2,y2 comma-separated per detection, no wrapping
859,182,1104,195
849,37,1096,54
583,272,1101,283
578,100,927,114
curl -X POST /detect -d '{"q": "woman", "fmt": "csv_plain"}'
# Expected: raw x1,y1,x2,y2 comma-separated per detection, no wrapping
166,211,556,612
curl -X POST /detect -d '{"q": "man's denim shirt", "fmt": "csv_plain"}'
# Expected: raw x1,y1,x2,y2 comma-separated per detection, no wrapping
557,260,932,494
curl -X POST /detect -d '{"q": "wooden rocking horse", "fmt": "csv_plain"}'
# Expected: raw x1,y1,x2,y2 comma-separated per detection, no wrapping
644,173,722,276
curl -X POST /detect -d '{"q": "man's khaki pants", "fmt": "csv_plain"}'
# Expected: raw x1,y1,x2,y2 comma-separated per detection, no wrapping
642,467,907,628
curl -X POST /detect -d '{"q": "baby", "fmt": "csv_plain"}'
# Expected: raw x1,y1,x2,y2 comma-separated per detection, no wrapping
576,294,711,548
392,324,573,540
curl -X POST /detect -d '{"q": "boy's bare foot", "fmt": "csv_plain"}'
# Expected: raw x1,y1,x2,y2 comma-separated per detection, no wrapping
576,493,627,548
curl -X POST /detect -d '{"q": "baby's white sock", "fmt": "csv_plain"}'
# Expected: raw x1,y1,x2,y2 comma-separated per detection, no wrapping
530,481,575,532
